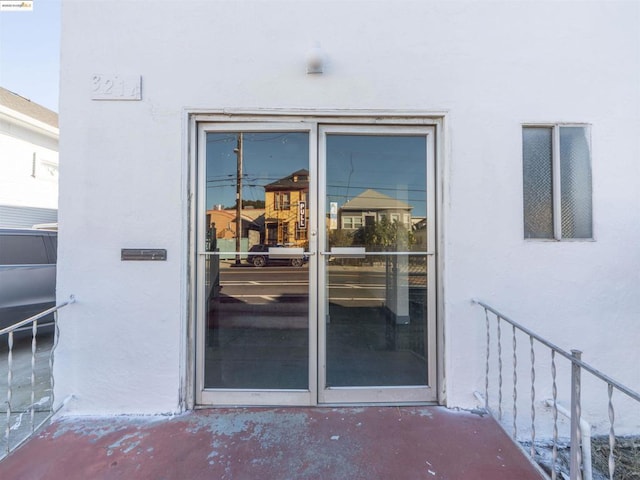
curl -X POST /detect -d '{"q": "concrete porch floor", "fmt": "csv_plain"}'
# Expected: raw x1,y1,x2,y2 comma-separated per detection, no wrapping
0,406,545,479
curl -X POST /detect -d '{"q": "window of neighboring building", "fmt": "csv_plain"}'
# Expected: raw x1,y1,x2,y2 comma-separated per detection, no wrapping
295,222,308,240
522,125,593,240
280,222,289,243
266,223,277,244
365,215,376,227
275,192,290,210
342,216,363,230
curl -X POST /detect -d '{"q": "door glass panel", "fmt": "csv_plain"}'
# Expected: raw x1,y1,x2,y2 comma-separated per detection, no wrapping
325,134,428,387
204,132,310,389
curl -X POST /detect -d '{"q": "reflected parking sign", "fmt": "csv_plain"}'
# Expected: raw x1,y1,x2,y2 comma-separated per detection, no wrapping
329,202,338,230
299,201,306,228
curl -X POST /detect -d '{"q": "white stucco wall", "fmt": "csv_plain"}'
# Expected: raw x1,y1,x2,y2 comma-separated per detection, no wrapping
57,0,640,431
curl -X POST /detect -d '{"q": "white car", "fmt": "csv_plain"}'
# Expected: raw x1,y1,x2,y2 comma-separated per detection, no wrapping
246,244,308,267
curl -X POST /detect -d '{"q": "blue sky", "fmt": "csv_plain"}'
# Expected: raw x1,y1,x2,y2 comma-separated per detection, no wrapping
206,132,427,217
0,0,61,112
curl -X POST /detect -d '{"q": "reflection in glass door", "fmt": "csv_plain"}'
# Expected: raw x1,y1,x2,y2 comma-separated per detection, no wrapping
196,120,437,406
319,126,437,403
197,124,315,406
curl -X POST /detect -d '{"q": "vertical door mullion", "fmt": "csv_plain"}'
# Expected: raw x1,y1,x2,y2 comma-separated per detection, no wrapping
308,122,319,405
317,125,328,403
552,126,562,240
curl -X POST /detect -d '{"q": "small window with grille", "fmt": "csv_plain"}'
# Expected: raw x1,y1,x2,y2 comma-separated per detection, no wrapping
522,125,593,240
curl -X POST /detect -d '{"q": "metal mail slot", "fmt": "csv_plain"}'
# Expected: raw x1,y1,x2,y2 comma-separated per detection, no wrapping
121,248,167,261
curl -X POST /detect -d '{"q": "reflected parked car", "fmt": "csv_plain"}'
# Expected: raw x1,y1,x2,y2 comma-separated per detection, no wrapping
0,228,57,334
246,244,308,267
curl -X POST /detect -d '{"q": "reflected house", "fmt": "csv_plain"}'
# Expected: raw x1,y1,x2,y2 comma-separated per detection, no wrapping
205,206,265,252
0,87,59,228
339,189,413,233
264,169,309,247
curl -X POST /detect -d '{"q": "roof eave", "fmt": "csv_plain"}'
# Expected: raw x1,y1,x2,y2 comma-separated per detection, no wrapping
0,105,59,139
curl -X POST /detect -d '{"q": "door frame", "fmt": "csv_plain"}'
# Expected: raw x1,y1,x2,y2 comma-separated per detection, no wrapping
317,123,437,404
194,121,318,407
184,110,447,409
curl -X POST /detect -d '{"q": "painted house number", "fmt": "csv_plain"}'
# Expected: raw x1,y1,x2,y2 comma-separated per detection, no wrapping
91,74,142,100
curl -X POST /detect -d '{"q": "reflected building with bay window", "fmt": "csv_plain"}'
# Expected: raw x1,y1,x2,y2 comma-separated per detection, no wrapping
339,189,413,232
264,169,309,247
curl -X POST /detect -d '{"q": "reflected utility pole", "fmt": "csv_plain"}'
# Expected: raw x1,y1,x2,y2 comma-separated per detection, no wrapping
234,133,243,265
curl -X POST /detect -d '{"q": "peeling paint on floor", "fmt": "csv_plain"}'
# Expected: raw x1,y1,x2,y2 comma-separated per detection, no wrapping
0,406,545,480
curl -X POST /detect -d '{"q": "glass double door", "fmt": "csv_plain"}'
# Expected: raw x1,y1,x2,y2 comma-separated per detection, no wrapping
196,122,436,406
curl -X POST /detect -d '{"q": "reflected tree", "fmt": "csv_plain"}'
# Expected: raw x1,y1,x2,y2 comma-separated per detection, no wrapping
328,228,354,249
353,217,414,251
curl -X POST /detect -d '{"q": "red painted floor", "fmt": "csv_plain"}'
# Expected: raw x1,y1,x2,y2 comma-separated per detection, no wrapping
0,406,545,480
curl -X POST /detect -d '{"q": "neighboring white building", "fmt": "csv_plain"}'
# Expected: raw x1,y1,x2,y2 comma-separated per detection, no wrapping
56,1,639,437
0,87,59,228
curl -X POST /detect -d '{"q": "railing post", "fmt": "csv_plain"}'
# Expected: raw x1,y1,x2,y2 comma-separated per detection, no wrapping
484,307,490,412
570,349,583,480
6,331,14,455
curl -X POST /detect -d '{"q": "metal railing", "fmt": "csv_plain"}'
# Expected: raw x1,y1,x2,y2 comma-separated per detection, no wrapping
473,299,640,480
1,295,75,458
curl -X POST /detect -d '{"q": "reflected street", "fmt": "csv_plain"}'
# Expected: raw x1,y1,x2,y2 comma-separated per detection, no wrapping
217,262,411,306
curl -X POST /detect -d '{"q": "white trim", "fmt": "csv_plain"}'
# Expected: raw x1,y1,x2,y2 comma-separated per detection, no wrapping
435,117,447,405
189,107,449,119
189,110,447,127
199,389,314,407
181,111,198,411
319,386,434,405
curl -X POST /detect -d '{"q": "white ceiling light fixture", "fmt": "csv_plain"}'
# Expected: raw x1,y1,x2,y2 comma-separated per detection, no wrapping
306,42,325,74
